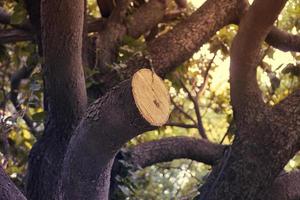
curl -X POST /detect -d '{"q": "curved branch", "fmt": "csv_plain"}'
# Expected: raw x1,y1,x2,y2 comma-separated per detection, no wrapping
196,0,289,199
229,0,286,118
129,137,224,167
236,2,300,53
26,0,87,199
95,0,166,72
146,0,246,76
62,69,170,200
0,166,26,200
99,0,247,91
266,26,300,52
265,170,300,200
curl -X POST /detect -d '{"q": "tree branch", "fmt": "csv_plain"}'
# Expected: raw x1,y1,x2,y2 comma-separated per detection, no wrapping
0,166,26,200
165,122,197,129
0,29,34,44
196,0,293,199
98,0,246,92
266,26,300,52
178,77,207,139
26,0,87,199
264,170,300,200
97,0,115,18
95,0,166,73
170,97,197,124
61,69,170,200
128,137,224,167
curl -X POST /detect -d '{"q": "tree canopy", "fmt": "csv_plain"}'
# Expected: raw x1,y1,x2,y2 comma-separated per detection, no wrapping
0,0,300,199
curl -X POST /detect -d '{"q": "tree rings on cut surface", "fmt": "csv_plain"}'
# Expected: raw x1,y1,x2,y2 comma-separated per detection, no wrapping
132,68,171,126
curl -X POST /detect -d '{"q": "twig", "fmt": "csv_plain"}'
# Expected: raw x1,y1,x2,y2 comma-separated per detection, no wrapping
170,97,197,124
165,122,198,129
177,76,207,139
10,64,38,138
197,52,217,98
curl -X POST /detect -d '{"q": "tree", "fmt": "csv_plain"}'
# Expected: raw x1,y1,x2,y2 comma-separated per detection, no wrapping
0,0,300,199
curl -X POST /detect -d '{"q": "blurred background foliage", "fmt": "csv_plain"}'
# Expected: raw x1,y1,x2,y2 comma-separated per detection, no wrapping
0,0,299,199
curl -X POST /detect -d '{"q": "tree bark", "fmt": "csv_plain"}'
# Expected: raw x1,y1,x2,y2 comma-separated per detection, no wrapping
196,0,298,199
0,166,26,200
26,0,87,199
99,0,248,91
128,137,224,167
61,69,170,200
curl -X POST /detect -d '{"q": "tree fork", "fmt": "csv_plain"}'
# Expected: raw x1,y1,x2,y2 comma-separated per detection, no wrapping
61,69,170,200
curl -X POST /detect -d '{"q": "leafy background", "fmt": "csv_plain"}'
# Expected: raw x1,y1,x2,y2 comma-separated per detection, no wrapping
0,0,299,199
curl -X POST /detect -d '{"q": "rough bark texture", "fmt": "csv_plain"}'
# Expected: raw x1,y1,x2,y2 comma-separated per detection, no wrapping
61,79,157,200
95,0,166,74
266,26,300,52
265,170,300,200
61,69,170,199
146,0,246,76
97,0,115,18
99,0,248,91
26,1,87,199
2,0,300,199
0,167,26,200
129,137,224,167
196,1,299,199
126,0,166,38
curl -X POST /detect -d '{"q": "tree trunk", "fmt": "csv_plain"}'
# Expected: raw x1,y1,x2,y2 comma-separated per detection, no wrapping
61,69,170,200
0,167,26,200
26,1,87,199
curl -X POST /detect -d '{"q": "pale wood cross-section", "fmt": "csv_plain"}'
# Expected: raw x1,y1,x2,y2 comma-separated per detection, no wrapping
132,68,171,126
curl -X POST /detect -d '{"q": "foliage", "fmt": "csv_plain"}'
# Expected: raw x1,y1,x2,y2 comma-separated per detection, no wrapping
0,0,300,199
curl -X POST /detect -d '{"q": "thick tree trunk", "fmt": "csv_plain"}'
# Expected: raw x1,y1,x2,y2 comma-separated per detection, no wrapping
196,0,295,199
0,167,26,200
61,69,170,200
26,1,87,199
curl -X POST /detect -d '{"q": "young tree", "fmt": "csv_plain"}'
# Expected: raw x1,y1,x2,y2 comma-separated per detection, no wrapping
1,0,300,199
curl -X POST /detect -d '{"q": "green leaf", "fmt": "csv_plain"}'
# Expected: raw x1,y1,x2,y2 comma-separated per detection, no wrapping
32,111,46,122
10,2,27,25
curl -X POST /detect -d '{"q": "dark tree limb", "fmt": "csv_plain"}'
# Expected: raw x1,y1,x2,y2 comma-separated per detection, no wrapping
145,0,246,76
0,166,26,200
61,69,170,200
26,0,87,199
97,0,115,18
113,137,300,200
126,0,167,39
264,170,300,200
236,2,300,53
196,0,296,199
95,0,131,72
98,0,247,92
266,26,300,52
128,137,224,167
95,0,166,73
0,29,33,44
